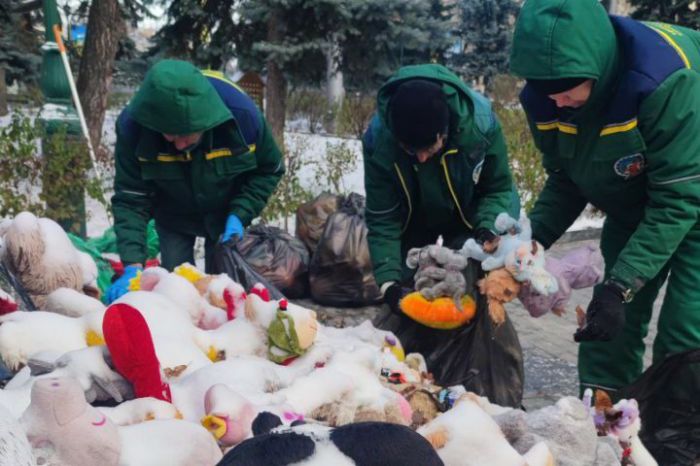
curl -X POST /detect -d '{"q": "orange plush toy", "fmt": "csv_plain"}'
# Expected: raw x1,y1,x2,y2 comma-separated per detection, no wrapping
400,293,476,329
477,268,521,325
400,239,476,329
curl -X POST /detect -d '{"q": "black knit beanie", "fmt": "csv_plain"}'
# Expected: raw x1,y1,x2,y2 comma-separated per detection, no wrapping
527,77,589,96
389,79,449,150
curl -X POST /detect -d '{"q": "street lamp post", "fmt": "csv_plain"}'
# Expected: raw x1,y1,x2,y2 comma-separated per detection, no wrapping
39,0,87,236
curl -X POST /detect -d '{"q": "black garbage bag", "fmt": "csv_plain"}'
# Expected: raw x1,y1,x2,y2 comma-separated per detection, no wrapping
618,349,700,466
309,193,382,307
237,225,310,299
212,240,285,300
374,260,524,408
0,260,35,310
296,192,342,254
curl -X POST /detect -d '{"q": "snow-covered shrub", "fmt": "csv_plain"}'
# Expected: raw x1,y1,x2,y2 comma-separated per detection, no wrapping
495,105,547,213
0,112,106,225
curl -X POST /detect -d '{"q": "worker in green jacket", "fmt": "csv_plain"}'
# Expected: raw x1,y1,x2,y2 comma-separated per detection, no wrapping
362,64,519,316
106,60,284,303
510,0,700,397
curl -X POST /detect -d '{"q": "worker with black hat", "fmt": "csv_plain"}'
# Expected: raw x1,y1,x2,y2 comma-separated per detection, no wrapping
361,64,520,316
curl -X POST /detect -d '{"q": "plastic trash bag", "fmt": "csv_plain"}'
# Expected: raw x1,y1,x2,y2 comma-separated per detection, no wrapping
374,259,524,408
67,220,161,294
619,349,700,465
67,233,115,295
296,192,342,254
212,240,285,300
309,193,382,307
237,225,310,299
0,260,35,311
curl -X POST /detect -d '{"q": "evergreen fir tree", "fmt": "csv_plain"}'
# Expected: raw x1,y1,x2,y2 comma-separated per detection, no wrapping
448,0,519,89
629,0,699,29
0,0,41,86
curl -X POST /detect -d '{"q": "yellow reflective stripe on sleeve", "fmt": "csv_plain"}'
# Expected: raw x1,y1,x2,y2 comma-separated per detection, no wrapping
201,69,246,93
536,121,558,131
648,25,691,69
393,163,413,234
205,149,233,160
440,152,473,230
600,118,638,136
557,122,578,135
536,121,578,134
156,153,191,162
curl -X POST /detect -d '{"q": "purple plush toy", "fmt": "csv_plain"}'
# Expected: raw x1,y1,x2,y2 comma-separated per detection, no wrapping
518,245,603,317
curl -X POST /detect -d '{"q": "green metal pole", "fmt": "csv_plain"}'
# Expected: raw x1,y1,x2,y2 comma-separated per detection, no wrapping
39,0,87,236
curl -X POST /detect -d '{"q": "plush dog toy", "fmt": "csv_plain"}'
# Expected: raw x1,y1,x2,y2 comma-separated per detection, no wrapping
518,245,603,317
477,268,521,325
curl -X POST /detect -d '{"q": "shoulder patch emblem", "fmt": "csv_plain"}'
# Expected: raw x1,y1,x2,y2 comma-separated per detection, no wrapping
614,154,645,179
472,160,484,184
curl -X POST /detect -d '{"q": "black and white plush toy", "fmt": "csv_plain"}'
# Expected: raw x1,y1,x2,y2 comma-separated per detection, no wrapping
217,412,444,466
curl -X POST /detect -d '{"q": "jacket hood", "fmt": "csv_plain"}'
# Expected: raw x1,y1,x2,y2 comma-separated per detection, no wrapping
510,0,620,114
128,60,233,135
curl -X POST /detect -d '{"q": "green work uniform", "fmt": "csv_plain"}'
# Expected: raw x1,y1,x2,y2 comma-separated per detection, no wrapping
112,60,284,270
362,64,519,287
510,0,700,393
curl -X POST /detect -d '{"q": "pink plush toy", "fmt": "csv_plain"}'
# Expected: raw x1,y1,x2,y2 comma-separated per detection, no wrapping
20,376,121,466
518,245,603,317
21,377,224,466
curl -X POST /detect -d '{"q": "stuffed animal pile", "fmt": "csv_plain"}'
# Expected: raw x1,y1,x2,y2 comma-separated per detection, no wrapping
0,211,646,466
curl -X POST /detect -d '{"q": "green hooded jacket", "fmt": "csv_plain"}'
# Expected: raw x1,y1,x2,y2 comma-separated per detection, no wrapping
112,60,284,265
362,64,518,286
510,0,700,292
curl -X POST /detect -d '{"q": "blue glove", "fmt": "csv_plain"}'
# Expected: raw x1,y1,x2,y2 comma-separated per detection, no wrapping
106,265,142,304
221,214,244,243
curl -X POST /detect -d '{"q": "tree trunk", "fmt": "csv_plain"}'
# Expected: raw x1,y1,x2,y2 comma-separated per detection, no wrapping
265,8,287,149
0,67,7,117
76,0,125,160
325,37,345,107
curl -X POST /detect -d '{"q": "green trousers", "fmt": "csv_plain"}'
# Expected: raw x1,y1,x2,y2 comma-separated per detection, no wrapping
579,218,700,393
155,223,217,273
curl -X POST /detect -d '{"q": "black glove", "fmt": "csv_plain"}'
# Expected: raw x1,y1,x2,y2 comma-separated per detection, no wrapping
574,282,627,342
474,227,497,245
384,283,412,317
474,227,499,253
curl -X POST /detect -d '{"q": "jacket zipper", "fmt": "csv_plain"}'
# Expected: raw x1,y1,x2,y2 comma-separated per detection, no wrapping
393,163,413,233
440,150,473,230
